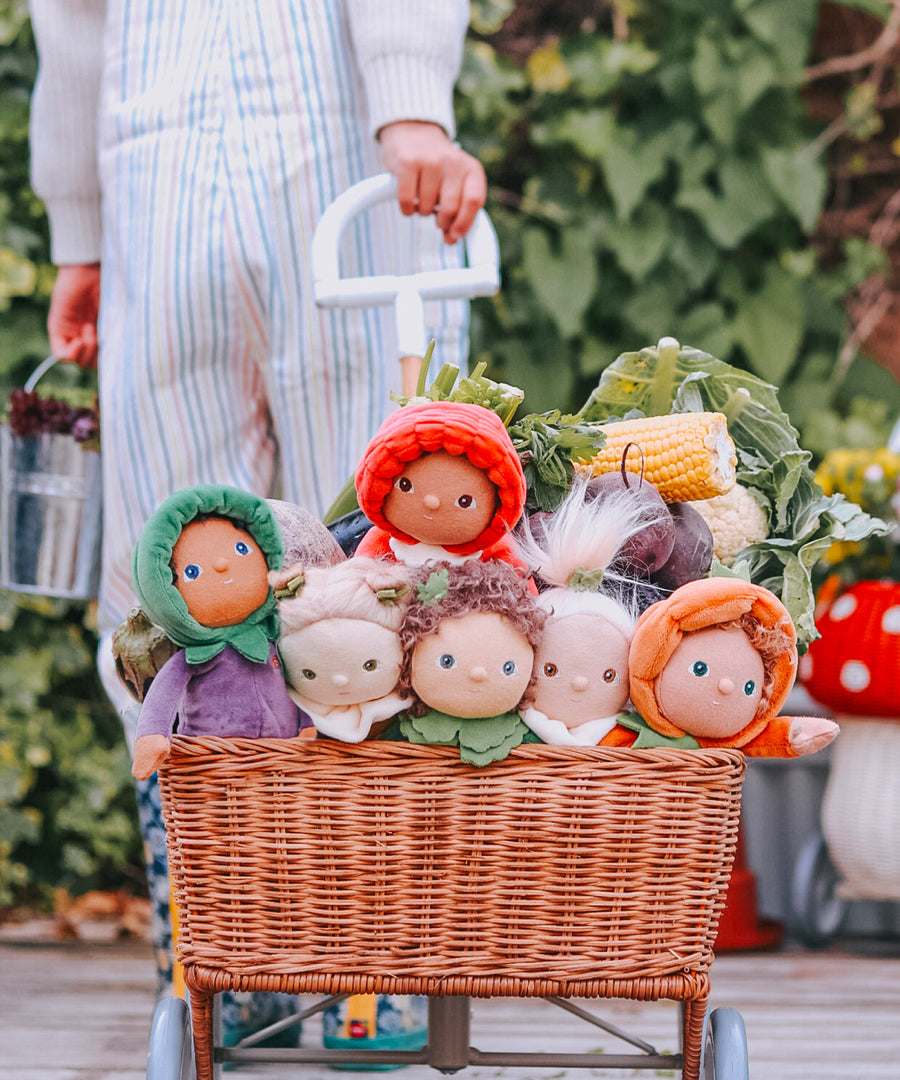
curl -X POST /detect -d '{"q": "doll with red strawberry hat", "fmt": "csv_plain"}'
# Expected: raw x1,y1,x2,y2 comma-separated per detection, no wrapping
354,401,528,571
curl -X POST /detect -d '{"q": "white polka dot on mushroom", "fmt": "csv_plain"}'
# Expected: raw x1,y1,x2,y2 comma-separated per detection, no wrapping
882,606,900,634
839,660,871,693
830,594,858,621
799,655,813,680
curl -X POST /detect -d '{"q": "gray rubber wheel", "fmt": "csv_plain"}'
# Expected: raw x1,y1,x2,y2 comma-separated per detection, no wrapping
700,1007,749,1080
791,833,848,949
147,995,194,1080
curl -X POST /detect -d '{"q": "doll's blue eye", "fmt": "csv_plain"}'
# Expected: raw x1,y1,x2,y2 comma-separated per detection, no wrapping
234,541,251,556
501,660,518,676
691,661,709,677
436,653,457,670
744,680,756,696
363,659,378,671
183,564,202,581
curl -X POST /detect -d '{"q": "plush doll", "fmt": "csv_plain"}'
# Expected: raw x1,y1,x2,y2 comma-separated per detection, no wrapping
608,577,839,757
514,477,668,746
394,559,547,765
274,558,414,743
353,401,528,571
130,484,314,780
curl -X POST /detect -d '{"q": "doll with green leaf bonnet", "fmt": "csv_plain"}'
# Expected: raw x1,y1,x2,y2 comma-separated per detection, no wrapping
395,559,547,765
130,484,314,780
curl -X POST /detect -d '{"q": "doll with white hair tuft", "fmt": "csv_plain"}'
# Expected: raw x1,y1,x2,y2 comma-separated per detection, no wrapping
515,476,670,746
273,558,414,743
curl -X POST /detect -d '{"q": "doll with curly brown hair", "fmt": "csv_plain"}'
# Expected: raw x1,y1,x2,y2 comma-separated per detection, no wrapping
395,558,547,764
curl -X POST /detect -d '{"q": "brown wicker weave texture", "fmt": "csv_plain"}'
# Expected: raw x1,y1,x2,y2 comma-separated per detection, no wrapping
159,739,745,999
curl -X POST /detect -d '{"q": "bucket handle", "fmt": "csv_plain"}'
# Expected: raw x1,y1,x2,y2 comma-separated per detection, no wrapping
24,355,65,393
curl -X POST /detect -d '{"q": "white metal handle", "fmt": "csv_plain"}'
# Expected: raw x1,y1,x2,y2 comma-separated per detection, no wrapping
312,173,500,359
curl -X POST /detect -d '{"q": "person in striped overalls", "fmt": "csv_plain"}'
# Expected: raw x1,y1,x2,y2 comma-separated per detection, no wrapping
28,0,485,1018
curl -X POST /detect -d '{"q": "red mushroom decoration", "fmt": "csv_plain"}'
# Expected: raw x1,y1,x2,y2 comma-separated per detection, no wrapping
800,581,900,717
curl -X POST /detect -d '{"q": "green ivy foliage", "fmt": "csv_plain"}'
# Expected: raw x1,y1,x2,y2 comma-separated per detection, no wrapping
459,0,900,436
0,593,143,908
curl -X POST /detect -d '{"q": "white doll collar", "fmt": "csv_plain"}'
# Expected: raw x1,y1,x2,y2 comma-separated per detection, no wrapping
289,690,411,743
520,706,620,747
388,536,478,566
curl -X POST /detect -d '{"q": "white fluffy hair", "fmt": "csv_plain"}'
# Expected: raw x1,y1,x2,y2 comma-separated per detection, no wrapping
536,585,638,643
516,474,669,591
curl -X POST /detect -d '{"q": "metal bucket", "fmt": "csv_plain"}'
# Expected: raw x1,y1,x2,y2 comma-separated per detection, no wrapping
0,358,102,600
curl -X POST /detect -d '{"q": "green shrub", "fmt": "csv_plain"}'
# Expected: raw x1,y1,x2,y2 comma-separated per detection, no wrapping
459,0,900,439
0,593,143,909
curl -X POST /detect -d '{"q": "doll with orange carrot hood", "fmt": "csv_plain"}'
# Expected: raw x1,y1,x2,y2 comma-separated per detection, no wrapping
354,401,528,570
604,576,838,757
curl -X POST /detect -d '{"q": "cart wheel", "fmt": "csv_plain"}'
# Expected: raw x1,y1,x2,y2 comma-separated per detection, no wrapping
791,833,848,949
147,995,194,1080
699,1007,749,1080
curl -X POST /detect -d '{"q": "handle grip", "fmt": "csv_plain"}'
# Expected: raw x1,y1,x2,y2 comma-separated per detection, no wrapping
312,174,500,359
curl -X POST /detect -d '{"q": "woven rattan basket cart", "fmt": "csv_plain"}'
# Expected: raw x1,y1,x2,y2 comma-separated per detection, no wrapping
155,736,747,1079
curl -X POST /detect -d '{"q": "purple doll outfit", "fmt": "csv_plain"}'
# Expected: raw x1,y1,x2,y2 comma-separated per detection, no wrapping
136,644,312,740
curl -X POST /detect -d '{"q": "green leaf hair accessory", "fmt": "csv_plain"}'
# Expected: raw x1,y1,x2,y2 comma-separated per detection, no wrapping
567,566,606,591
375,584,410,606
273,573,306,601
416,568,451,605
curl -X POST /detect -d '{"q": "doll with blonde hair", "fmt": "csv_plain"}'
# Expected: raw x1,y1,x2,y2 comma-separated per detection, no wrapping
274,558,414,742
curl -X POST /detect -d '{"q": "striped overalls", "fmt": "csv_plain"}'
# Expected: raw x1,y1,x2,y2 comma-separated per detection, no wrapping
93,0,468,990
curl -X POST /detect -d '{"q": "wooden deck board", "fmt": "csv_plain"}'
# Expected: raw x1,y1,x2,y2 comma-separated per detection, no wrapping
2,939,899,1079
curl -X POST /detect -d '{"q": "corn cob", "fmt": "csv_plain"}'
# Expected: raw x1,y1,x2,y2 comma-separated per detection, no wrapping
576,411,737,503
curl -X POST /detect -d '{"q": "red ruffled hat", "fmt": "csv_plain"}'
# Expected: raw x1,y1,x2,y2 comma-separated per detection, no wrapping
355,401,527,556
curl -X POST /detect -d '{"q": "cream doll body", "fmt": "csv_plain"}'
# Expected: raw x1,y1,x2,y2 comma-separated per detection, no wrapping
522,608,631,746
132,515,313,781
278,617,409,742
274,558,413,743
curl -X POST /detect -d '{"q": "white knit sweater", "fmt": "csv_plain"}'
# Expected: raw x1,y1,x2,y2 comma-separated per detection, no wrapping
28,0,469,264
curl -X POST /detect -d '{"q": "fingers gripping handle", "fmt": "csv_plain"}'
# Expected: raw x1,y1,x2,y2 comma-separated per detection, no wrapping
312,173,500,361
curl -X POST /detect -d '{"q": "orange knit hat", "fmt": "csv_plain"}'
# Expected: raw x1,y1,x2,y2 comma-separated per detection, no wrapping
628,577,798,747
355,402,527,555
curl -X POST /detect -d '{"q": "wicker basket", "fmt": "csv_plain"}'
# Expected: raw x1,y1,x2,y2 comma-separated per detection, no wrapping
158,738,745,1000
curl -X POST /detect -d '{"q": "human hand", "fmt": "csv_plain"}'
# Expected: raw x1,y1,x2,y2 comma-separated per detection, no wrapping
379,121,486,244
48,263,101,369
132,733,171,780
